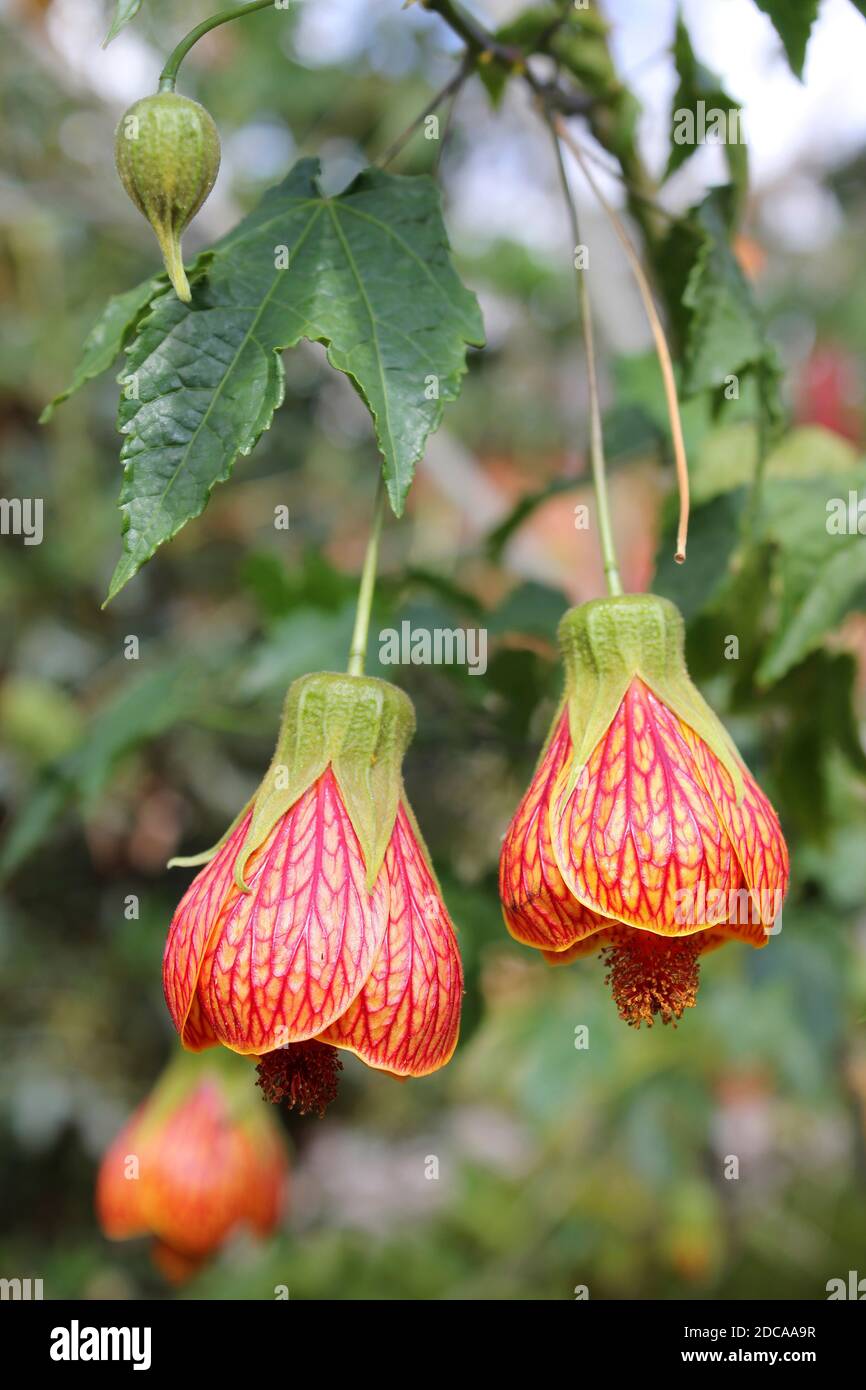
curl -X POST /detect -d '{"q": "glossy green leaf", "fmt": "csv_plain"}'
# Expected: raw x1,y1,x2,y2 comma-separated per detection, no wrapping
103,0,143,48
757,468,866,682
667,14,748,206
40,275,165,422
663,189,782,408
105,159,482,601
753,0,820,79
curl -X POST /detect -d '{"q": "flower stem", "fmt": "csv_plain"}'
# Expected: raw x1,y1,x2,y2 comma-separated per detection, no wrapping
158,0,275,92
554,118,690,565
347,473,387,677
548,118,623,598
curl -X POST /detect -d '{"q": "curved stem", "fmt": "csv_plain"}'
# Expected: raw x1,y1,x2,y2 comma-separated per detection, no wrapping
548,118,623,598
347,473,387,677
554,118,690,565
158,0,275,92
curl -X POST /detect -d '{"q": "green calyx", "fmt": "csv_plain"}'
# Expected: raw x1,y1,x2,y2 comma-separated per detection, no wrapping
558,593,745,802
239,672,415,891
137,1047,272,1142
115,92,220,302
175,672,416,893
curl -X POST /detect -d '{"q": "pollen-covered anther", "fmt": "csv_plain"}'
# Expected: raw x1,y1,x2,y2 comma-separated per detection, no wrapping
601,933,701,1029
256,1040,343,1117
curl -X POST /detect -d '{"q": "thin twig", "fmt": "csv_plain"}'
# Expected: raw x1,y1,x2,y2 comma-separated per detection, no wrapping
432,68,463,177
554,117,690,564
376,65,468,168
570,140,678,224
422,0,592,115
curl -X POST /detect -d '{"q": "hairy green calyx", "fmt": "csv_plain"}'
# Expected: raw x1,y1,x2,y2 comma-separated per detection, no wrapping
115,92,220,302
240,672,415,889
171,673,416,892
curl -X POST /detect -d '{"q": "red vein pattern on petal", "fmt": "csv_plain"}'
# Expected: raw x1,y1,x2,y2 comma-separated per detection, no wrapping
540,918,759,969
551,679,739,933
499,710,607,951
180,991,221,1052
320,803,462,1075
195,769,388,1053
543,923,770,970
163,813,253,1047
681,723,789,929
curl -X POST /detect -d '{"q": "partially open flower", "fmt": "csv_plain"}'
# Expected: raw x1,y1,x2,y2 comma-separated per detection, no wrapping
164,673,463,1113
500,594,788,1026
96,1050,287,1281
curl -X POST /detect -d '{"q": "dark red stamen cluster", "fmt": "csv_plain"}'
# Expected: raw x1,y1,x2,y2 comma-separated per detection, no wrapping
256,1040,343,1116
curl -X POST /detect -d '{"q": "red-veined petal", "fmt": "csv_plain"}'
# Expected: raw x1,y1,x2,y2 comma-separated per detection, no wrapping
499,710,607,951
163,814,251,1048
320,803,462,1076
196,769,388,1053
551,680,738,934
681,723,789,930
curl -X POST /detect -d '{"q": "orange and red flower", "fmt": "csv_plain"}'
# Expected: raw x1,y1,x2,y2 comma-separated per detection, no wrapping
163,673,462,1112
500,595,789,1026
96,1050,287,1281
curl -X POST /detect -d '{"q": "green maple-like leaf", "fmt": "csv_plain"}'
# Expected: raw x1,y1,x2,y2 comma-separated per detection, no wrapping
666,14,748,205
757,468,866,683
48,159,483,603
103,0,144,47
752,0,820,79
658,188,781,414
40,275,165,423
650,425,866,680
681,195,769,394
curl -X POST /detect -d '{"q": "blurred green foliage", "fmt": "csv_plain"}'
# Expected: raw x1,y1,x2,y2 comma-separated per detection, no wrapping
2,0,866,1301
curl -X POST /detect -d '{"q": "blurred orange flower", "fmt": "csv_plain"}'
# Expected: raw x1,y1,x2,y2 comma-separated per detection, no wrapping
96,1050,287,1282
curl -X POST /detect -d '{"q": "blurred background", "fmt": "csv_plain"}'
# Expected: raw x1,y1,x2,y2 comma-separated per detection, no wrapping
2,0,866,1300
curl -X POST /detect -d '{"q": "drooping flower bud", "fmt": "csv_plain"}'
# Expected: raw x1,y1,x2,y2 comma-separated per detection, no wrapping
115,92,220,302
95,1048,288,1281
500,593,789,1027
164,673,463,1113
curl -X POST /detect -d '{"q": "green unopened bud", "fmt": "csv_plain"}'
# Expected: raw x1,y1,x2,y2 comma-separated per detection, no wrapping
115,92,220,303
